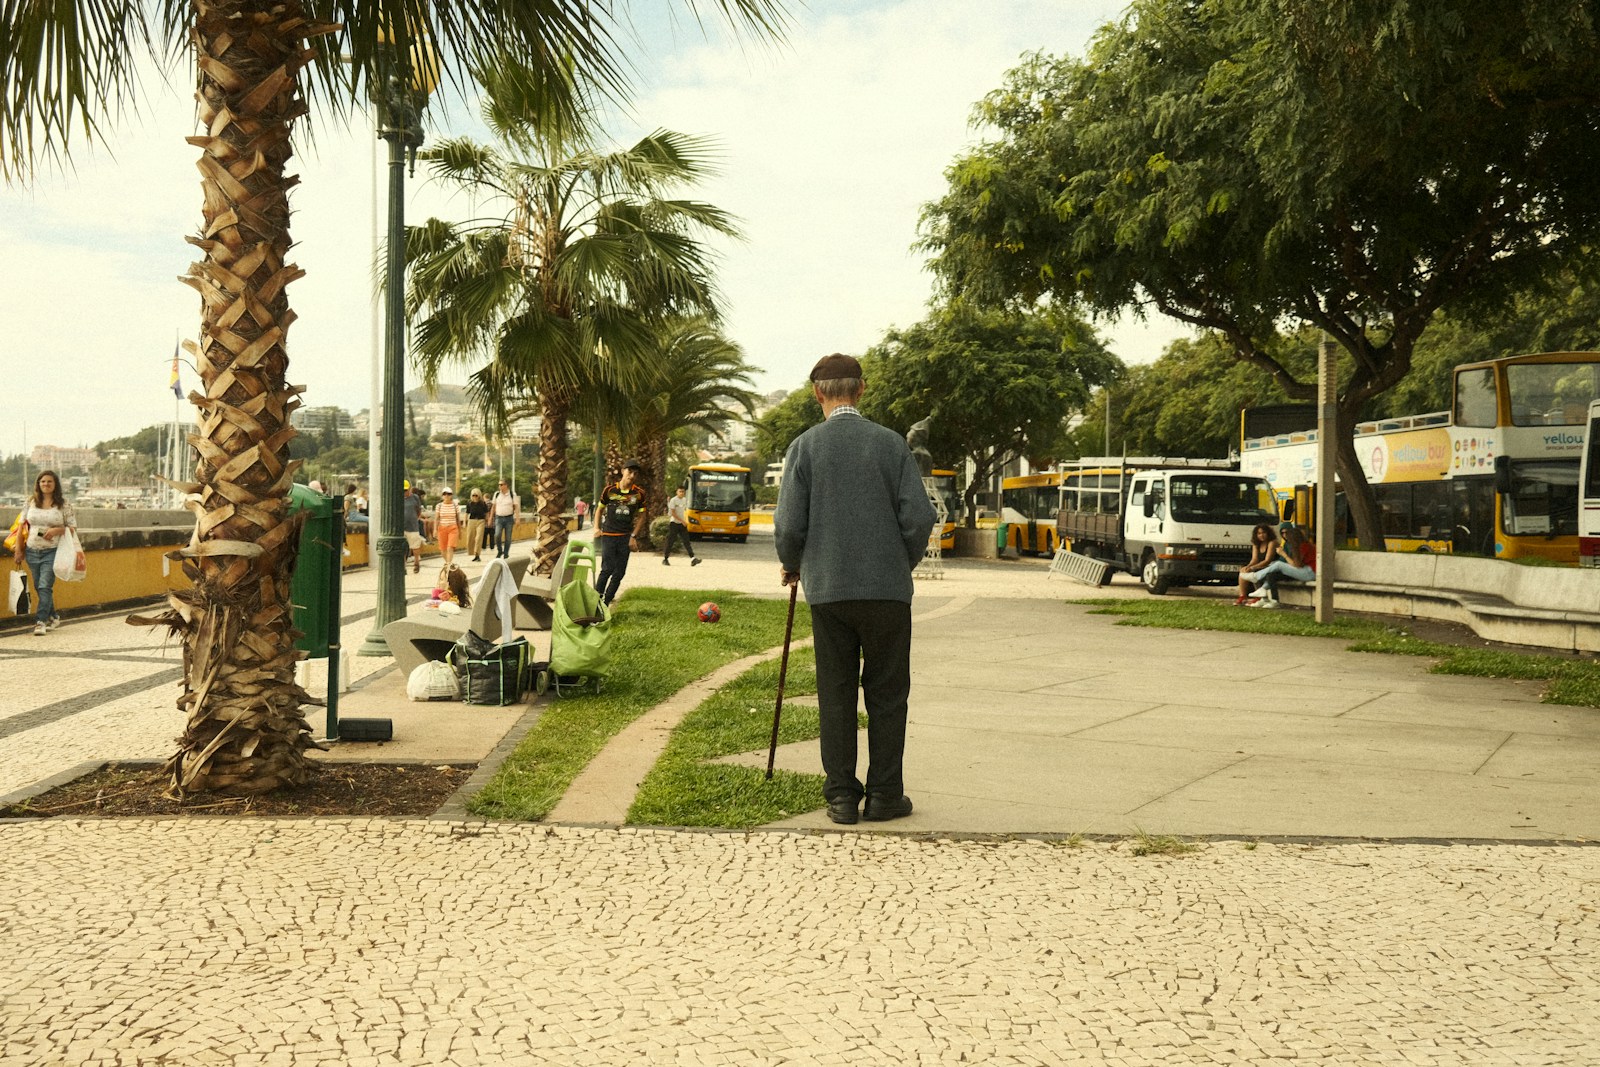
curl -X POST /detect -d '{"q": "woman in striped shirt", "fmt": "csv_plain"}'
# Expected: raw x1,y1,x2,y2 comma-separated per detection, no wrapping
434,488,462,564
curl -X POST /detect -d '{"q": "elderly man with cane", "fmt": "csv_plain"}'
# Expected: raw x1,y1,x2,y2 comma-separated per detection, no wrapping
774,353,937,825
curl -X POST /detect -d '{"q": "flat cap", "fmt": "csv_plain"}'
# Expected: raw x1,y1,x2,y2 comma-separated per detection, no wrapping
809,353,863,381
622,458,643,470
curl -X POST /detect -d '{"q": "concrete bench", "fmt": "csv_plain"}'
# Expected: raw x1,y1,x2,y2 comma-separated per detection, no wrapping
382,560,518,679
380,548,582,677
1273,551,1600,652
512,552,580,630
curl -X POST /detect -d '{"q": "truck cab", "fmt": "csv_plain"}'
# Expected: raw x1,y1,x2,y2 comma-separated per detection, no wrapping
1058,459,1279,594
1125,470,1279,593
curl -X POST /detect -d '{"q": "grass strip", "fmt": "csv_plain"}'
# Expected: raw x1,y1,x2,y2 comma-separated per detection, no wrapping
467,587,811,820
1074,598,1600,708
628,653,841,828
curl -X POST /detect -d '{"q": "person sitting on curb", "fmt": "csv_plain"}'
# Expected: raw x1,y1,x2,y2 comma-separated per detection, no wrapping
1244,525,1316,607
1234,523,1280,605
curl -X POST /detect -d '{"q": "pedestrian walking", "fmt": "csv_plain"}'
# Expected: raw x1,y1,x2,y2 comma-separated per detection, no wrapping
402,481,424,574
661,485,700,566
465,488,489,561
491,479,518,559
574,496,587,530
594,459,647,606
774,354,936,825
434,488,461,564
12,470,77,636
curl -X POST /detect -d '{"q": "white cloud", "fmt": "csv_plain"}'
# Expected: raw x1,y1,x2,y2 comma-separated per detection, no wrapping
0,0,1189,453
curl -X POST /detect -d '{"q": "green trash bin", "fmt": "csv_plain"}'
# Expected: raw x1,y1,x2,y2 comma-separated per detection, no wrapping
996,522,1010,555
288,484,337,657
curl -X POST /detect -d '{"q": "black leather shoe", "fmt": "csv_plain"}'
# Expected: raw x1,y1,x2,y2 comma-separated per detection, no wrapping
863,795,914,821
825,798,860,825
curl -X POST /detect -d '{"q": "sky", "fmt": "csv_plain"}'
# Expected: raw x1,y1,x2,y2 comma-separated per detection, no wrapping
0,0,1190,453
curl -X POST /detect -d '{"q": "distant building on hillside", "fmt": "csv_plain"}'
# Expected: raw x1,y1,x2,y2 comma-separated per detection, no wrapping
31,445,99,471
290,405,362,438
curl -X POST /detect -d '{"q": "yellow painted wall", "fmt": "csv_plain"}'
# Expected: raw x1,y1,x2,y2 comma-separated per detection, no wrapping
2,523,544,621
5,541,193,615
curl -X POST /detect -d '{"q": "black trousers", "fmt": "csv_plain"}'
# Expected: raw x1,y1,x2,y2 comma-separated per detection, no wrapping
809,599,912,804
595,535,631,604
662,522,695,560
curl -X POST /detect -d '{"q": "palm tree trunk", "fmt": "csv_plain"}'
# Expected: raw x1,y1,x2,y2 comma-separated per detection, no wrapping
534,388,573,575
645,433,669,516
132,0,333,795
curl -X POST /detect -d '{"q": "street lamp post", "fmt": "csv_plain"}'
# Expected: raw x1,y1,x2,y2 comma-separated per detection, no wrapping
359,64,432,657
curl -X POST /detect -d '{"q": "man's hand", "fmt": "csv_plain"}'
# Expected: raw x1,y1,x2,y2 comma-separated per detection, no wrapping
779,568,799,587
629,538,639,551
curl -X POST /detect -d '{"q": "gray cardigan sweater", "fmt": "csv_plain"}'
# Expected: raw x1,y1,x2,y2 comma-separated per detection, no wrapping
774,411,938,605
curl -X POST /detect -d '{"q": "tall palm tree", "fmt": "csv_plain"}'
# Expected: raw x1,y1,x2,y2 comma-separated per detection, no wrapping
584,316,760,516
2,2,785,796
405,121,739,575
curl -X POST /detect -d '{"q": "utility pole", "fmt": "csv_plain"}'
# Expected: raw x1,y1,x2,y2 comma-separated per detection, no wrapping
1315,336,1338,623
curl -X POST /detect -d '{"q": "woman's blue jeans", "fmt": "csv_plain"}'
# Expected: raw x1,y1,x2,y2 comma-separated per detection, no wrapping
24,545,57,625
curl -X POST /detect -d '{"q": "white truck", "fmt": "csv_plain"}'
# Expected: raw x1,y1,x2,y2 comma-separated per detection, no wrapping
1054,458,1280,594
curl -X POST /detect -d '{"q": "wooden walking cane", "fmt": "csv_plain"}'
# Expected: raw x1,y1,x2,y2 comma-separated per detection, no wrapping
765,581,799,780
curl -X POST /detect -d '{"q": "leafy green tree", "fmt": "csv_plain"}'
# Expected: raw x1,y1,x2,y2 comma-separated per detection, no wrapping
755,386,824,462
94,425,166,457
921,0,1600,550
405,95,739,573
860,304,1118,526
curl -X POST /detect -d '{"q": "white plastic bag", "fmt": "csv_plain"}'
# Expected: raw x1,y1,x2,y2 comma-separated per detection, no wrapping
9,571,27,616
406,660,460,702
53,529,87,583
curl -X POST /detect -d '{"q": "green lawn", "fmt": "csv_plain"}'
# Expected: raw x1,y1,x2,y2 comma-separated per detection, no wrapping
1075,598,1600,708
627,652,846,828
467,587,811,820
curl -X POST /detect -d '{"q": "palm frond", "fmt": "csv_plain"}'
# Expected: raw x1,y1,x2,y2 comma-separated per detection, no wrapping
0,0,158,180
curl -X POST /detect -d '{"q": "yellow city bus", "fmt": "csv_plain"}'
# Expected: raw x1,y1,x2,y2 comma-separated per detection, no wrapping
931,468,960,550
1241,351,1600,562
686,463,753,543
1000,471,1062,556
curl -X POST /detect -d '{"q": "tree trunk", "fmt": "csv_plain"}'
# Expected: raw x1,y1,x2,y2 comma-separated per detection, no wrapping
1333,401,1384,551
534,387,573,575
133,0,336,796
637,432,669,548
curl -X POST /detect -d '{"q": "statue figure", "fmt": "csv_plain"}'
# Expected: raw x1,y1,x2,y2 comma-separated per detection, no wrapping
906,416,934,480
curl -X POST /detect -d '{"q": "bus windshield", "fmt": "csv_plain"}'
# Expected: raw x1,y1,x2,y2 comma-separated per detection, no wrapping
1508,362,1600,426
690,470,750,511
1169,475,1277,525
931,471,959,520
1504,460,1579,536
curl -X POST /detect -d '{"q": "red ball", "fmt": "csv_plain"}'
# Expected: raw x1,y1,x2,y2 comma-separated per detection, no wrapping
697,601,721,623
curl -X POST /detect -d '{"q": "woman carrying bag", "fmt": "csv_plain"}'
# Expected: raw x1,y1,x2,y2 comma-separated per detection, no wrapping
13,470,77,636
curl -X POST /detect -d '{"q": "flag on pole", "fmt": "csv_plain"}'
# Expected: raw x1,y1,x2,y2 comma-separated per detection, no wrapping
169,341,182,398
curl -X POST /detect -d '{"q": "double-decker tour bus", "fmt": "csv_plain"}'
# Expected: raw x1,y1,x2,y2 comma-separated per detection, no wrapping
1000,471,1063,556
1241,351,1599,562
686,463,754,543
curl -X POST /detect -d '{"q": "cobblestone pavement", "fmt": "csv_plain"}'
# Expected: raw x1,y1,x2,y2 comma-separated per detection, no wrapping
2,821,1597,1066
7,538,1600,1064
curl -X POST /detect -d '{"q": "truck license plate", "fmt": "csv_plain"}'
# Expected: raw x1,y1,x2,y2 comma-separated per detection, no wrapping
1212,563,1240,573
